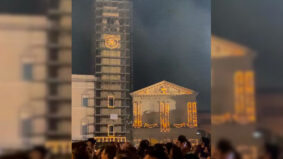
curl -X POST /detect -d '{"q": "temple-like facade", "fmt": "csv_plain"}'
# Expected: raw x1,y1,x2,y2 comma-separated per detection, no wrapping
130,81,199,145
211,36,258,159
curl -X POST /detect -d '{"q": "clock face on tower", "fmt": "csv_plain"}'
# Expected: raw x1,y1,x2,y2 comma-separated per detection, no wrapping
105,36,119,49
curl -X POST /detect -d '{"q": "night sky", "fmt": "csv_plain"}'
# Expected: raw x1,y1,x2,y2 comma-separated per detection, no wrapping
0,0,47,15
73,0,211,111
212,0,283,90
2,0,283,111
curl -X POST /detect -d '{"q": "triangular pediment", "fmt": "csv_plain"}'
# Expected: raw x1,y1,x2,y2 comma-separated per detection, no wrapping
211,36,254,59
130,81,196,96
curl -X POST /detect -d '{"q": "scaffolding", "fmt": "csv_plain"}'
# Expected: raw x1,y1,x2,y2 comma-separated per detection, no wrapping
91,0,133,141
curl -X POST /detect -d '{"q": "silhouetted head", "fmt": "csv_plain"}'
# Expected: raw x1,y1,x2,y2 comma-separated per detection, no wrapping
101,145,116,159
29,146,48,159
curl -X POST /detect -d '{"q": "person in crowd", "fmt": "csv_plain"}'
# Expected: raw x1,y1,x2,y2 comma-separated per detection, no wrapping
184,153,200,159
120,142,133,151
72,135,211,159
28,146,48,159
86,138,97,159
115,152,131,159
101,144,117,159
165,142,173,156
259,143,279,159
144,145,168,159
73,142,89,159
214,139,239,159
115,148,139,159
138,140,150,158
195,137,210,159
176,135,188,149
169,144,183,159
176,135,193,157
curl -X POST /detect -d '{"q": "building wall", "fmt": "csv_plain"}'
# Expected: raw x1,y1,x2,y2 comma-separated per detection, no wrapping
131,81,200,145
72,74,96,141
133,95,197,126
0,15,48,150
132,95,200,145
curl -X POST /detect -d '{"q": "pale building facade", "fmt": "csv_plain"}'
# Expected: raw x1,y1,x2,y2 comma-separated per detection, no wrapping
0,15,48,151
0,0,72,155
131,81,199,145
72,74,96,141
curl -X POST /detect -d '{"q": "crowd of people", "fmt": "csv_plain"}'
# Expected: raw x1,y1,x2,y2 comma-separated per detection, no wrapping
1,135,280,159
72,135,211,159
0,136,281,159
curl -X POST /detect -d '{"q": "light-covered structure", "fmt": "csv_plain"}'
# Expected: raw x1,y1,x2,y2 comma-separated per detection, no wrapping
211,36,256,124
91,0,133,143
211,36,258,159
130,81,199,145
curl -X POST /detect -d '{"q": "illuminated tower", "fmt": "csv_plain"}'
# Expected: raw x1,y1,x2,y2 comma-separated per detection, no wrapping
92,0,133,142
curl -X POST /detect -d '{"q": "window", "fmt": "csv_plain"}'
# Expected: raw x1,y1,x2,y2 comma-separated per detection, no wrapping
108,125,114,136
21,119,32,137
49,105,58,113
49,52,58,61
49,84,58,95
82,124,88,135
82,97,88,107
48,66,58,78
48,120,57,131
108,96,115,108
23,63,33,81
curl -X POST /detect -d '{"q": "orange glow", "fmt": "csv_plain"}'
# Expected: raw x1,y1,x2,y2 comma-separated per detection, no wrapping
234,70,256,124
103,34,120,49
130,80,193,96
192,102,198,127
173,122,186,128
144,123,158,128
187,102,198,127
94,136,126,143
237,145,258,159
133,102,142,128
187,102,193,127
161,87,168,94
212,113,232,124
45,141,71,154
160,102,170,132
211,36,249,58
